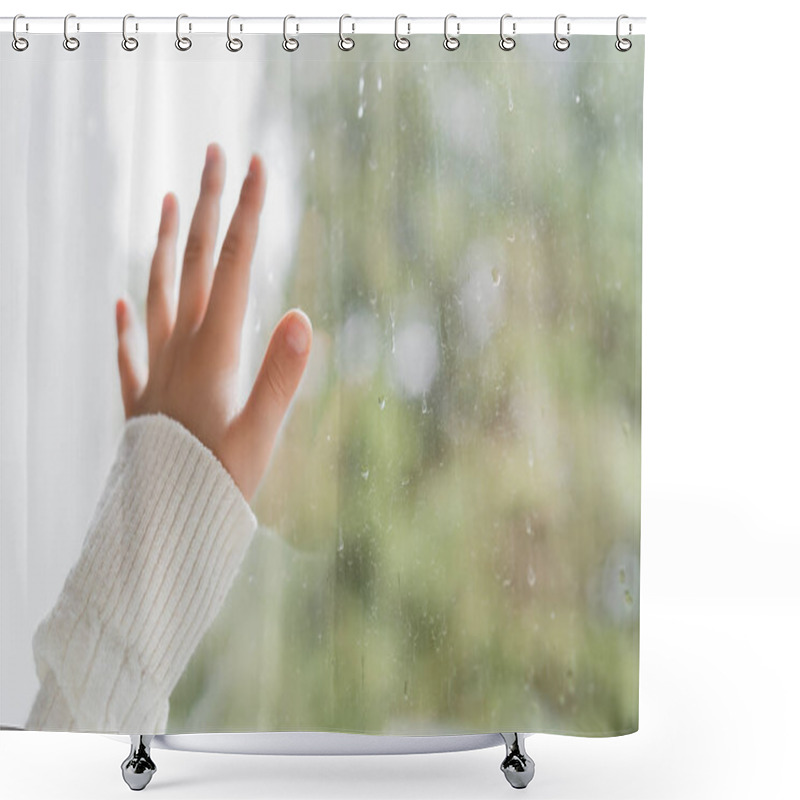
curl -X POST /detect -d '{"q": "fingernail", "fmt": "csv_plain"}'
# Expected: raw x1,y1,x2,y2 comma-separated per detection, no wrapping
284,310,311,355
205,143,216,168
247,154,258,177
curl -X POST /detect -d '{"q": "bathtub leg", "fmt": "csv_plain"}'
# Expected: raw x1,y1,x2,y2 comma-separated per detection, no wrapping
500,732,535,789
121,735,157,791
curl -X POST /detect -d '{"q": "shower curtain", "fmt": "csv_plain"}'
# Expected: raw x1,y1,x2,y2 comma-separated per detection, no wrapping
0,25,644,737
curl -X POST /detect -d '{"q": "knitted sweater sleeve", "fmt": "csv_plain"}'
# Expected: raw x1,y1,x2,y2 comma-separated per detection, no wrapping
24,413,258,734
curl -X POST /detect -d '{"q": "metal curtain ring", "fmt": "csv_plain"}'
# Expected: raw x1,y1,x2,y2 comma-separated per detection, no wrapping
394,14,410,51
122,14,138,51
63,13,80,51
615,14,632,51
499,14,515,51
12,14,29,51
443,14,460,51
338,14,355,51
176,14,192,50
227,15,243,52
283,15,299,52
553,14,570,51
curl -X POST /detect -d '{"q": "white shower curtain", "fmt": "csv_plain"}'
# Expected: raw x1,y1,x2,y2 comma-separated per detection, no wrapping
1,26,644,736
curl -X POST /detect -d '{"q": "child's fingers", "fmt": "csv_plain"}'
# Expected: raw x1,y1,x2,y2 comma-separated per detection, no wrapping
232,309,312,489
175,143,225,335
115,298,145,418
147,192,178,364
201,154,266,363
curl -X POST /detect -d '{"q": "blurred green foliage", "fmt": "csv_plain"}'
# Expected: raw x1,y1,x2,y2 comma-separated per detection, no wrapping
170,35,643,736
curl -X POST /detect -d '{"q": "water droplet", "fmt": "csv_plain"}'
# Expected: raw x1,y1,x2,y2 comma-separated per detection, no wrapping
525,517,532,535
503,578,511,588
491,267,502,286
550,611,556,620
361,468,370,480
378,396,386,410
358,75,365,96
421,394,429,414
338,526,344,552
575,94,581,103
368,157,378,171
527,566,536,587
619,568,626,584
507,88,514,111
377,75,382,92
309,149,315,161
624,590,634,606
389,308,396,353
506,232,516,243
527,447,534,468
358,103,364,119
248,574,254,584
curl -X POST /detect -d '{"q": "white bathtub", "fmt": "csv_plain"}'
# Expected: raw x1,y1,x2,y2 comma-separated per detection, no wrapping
109,731,536,790
110,731,514,755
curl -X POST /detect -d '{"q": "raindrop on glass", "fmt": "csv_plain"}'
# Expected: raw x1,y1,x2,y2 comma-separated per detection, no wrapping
358,104,364,119
527,566,536,587
421,394,429,414
575,94,581,103
491,267,502,287
378,396,386,410
361,467,370,480
338,525,344,552
527,447,534,468
619,568,626,584
507,88,514,112
624,590,634,607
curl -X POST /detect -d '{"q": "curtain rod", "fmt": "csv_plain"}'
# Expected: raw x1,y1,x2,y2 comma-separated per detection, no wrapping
1,16,646,37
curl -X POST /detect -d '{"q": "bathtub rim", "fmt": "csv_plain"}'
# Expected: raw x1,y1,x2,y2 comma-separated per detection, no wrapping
103,731,530,755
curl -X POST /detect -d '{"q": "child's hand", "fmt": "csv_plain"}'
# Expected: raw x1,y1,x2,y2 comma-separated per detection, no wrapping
114,142,313,502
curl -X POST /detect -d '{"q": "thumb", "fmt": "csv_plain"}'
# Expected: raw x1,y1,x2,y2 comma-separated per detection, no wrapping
115,298,146,418
234,307,313,478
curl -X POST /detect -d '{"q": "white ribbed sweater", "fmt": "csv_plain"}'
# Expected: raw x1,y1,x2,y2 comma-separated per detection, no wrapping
24,413,257,734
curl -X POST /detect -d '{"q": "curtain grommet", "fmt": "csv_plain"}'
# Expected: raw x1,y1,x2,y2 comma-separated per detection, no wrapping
226,15,243,52
338,14,355,51
499,14,516,51
553,14,570,51
175,14,192,51
615,15,632,51
12,14,29,51
283,15,299,52
443,14,460,51
121,14,138,52
394,14,410,51
63,13,80,51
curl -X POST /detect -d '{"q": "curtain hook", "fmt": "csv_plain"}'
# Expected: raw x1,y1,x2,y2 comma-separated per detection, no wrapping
121,14,139,52
226,14,243,52
175,14,192,51
553,14,570,51
615,14,632,52
394,14,410,51
12,14,29,51
499,14,516,51
338,14,355,51
63,13,80,51
283,15,299,52
443,13,460,51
